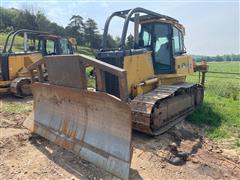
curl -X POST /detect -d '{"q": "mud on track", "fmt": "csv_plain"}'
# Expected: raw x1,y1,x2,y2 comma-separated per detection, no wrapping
0,96,239,179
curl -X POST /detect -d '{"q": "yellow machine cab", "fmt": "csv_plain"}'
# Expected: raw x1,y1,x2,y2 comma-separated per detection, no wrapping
0,29,74,96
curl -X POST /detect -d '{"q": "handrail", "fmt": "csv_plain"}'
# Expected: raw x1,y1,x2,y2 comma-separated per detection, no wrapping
101,7,178,50
8,29,51,53
2,31,14,53
101,11,124,49
119,7,177,48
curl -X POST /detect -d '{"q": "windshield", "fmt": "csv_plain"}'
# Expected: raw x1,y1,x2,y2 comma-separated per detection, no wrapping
59,38,72,55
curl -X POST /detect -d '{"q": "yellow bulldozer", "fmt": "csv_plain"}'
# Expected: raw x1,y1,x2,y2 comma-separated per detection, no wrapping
25,8,208,179
0,29,75,97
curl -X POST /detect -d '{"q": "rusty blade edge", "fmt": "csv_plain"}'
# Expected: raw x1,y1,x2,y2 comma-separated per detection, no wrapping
33,121,131,164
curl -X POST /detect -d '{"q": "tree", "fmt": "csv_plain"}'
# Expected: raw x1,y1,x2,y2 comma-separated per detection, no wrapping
84,18,100,48
0,7,21,31
69,15,84,29
66,15,85,44
126,34,134,49
115,36,121,45
16,10,38,30
36,11,51,31
106,35,118,48
48,23,65,36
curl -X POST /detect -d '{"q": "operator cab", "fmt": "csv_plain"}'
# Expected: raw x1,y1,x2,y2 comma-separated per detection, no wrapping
139,21,185,74
38,35,73,56
0,29,74,82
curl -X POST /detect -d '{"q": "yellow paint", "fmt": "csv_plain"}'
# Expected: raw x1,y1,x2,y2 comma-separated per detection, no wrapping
158,74,186,85
8,52,42,80
175,55,194,75
123,52,193,97
123,51,154,94
119,20,195,98
132,83,157,97
132,74,186,96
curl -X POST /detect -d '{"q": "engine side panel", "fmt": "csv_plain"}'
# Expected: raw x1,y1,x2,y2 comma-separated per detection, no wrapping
8,52,42,80
123,51,154,94
175,55,194,75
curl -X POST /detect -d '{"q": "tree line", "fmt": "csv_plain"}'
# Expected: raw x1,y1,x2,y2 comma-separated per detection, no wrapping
192,54,240,62
0,7,131,49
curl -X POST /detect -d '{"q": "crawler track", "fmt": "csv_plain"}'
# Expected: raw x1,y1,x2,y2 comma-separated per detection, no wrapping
130,82,204,135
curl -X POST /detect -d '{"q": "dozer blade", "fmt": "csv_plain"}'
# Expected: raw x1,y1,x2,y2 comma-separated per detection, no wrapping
28,83,132,179
26,55,133,179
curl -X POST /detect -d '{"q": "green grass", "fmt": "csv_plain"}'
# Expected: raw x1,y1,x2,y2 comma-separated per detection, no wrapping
75,45,95,57
0,33,25,52
0,99,32,113
188,62,240,100
86,66,96,88
187,95,240,139
206,61,240,73
187,62,240,148
235,139,240,148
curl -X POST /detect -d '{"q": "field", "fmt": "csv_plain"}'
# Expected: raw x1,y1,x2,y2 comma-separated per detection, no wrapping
187,62,240,148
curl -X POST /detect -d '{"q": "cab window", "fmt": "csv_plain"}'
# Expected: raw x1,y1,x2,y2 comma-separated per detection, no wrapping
153,23,172,73
46,40,55,55
139,25,152,47
59,39,72,55
27,39,38,52
143,31,151,47
173,26,184,54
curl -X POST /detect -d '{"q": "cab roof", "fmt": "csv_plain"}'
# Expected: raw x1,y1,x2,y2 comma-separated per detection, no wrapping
115,8,185,34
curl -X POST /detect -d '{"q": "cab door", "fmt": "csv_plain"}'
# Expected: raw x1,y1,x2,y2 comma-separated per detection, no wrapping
152,23,173,74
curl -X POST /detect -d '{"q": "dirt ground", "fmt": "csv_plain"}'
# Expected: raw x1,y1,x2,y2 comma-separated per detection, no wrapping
0,96,239,180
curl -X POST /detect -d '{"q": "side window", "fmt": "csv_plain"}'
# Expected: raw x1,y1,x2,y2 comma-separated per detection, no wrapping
179,31,184,52
28,39,38,52
143,31,151,47
38,39,43,52
139,25,152,47
173,26,183,54
173,27,180,53
59,39,71,55
46,40,55,55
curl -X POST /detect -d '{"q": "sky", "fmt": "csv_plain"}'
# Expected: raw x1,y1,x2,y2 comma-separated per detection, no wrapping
1,0,239,56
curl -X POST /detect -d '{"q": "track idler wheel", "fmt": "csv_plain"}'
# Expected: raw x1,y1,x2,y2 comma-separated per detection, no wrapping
12,79,32,97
